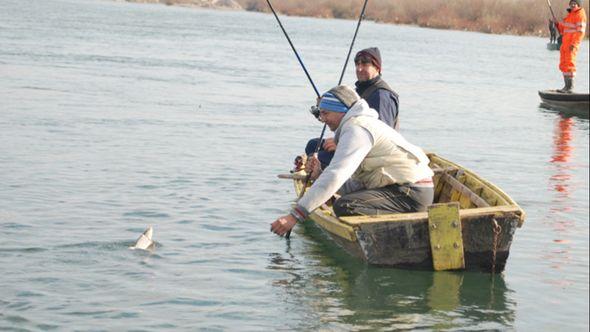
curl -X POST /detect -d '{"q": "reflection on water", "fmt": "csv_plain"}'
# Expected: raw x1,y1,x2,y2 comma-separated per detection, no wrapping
548,115,576,236
539,103,590,120
268,225,515,330
545,115,576,265
550,116,574,197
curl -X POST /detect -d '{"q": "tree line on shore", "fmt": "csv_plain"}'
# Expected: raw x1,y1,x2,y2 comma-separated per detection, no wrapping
235,0,588,37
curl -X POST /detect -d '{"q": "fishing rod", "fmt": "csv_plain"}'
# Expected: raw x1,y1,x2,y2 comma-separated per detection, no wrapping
338,0,369,85
288,0,370,238
300,0,370,190
265,0,320,98
546,0,558,22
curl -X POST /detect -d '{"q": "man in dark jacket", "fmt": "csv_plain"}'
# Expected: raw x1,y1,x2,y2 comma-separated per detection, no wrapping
305,47,399,169
353,47,400,129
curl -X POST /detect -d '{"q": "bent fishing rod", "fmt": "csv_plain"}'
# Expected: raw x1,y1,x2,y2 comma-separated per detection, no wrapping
265,0,369,238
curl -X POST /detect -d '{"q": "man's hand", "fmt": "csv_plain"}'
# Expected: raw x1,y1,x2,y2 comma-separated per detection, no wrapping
270,214,297,237
305,154,322,180
322,138,337,152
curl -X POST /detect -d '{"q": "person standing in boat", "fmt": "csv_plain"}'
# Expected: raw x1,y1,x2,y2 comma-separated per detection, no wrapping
305,47,399,169
271,85,433,237
552,0,587,93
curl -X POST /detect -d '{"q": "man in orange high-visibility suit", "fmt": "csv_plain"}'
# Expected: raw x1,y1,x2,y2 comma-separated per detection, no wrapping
554,0,587,93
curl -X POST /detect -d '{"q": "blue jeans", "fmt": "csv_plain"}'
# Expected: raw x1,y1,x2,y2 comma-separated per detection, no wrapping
305,138,334,170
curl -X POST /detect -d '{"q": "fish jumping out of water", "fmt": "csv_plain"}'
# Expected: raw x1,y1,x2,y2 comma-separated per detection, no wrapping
129,226,155,251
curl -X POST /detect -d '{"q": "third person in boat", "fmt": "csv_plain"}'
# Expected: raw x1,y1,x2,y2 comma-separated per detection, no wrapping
552,0,587,93
305,47,399,169
271,85,433,237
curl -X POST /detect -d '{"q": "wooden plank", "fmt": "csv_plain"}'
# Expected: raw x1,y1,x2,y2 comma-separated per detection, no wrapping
428,203,465,271
439,182,453,203
449,182,462,203
457,175,476,209
480,188,499,206
433,174,444,202
463,175,508,207
439,173,491,207
339,205,524,226
430,155,520,208
309,211,357,242
277,173,307,180
458,192,474,209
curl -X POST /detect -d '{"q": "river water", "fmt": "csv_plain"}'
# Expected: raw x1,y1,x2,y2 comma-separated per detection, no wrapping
1,0,588,330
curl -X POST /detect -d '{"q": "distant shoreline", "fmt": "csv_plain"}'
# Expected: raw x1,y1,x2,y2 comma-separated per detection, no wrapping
119,0,589,39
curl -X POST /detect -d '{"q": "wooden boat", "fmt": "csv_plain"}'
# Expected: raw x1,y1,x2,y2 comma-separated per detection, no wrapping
283,153,526,273
539,90,590,114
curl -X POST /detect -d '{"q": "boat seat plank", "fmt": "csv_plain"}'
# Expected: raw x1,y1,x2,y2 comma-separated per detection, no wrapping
439,173,490,208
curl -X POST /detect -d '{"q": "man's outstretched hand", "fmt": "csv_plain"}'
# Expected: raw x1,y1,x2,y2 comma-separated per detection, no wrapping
270,214,297,237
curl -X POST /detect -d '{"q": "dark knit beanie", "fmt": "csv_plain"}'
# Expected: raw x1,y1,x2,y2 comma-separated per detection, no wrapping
354,47,382,73
571,0,582,5
326,85,360,110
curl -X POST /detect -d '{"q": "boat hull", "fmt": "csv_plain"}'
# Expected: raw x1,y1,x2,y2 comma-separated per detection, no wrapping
539,90,590,114
293,153,525,273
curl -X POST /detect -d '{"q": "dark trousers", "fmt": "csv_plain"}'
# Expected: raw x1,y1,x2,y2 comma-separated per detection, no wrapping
333,184,434,217
305,138,334,170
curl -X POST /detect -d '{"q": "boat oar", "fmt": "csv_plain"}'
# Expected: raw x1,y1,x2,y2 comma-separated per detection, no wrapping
288,0,370,238
546,0,558,22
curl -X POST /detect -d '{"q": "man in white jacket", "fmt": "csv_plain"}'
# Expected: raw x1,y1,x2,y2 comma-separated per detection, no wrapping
271,85,434,237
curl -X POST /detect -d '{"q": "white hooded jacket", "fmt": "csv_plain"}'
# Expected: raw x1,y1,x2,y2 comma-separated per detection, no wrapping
295,99,432,217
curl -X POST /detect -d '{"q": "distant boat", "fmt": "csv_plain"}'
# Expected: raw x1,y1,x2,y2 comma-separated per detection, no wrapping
281,153,525,273
539,90,590,115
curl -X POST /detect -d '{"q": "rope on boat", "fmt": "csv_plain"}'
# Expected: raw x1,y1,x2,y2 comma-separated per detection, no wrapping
491,218,502,274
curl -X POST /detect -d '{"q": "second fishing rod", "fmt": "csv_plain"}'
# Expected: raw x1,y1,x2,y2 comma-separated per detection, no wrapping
266,0,370,238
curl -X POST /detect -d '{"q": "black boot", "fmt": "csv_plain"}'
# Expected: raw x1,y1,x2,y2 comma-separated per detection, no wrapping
565,76,574,93
557,76,573,93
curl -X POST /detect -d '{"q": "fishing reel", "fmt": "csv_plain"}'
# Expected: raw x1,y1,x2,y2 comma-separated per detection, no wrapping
310,105,321,121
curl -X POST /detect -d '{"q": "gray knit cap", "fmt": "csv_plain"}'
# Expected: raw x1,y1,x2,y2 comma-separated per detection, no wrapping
327,85,360,109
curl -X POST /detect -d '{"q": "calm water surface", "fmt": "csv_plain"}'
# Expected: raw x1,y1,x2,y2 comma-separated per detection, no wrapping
1,0,588,330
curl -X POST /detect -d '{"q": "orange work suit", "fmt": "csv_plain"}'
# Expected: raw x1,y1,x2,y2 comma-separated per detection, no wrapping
556,7,587,77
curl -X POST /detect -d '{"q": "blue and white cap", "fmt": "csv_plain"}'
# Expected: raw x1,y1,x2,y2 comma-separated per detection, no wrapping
319,92,348,113
319,85,360,113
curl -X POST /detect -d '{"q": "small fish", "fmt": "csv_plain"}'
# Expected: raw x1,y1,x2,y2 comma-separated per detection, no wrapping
129,226,155,251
